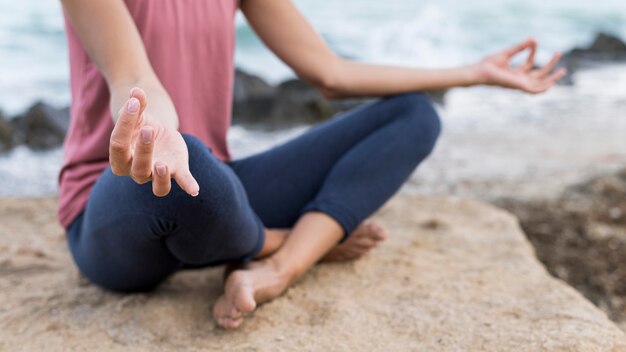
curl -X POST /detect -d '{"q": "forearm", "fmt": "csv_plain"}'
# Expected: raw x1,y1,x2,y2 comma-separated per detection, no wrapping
62,0,178,129
324,59,485,99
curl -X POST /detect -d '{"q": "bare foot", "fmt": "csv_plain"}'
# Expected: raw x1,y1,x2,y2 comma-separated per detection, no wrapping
213,222,388,328
213,258,293,329
321,222,388,262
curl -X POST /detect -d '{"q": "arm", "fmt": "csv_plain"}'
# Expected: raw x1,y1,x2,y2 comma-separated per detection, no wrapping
62,0,177,129
62,0,198,196
241,0,566,98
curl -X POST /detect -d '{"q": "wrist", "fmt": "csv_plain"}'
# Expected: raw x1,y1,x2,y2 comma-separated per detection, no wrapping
109,81,179,131
463,63,488,86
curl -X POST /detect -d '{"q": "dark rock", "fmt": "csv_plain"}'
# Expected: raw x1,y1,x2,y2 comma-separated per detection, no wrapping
424,89,447,105
10,102,69,150
559,32,626,85
0,111,12,152
233,68,275,103
569,33,626,59
232,69,277,126
497,169,626,325
232,69,367,128
270,79,336,124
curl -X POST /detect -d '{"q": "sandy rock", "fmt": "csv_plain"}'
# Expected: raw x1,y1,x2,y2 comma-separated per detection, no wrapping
0,195,624,351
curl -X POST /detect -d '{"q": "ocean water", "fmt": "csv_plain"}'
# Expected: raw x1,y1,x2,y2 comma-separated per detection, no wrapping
0,0,625,197
1,0,625,113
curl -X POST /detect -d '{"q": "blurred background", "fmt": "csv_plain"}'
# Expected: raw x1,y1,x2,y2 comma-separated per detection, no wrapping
0,0,626,331
0,0,625,198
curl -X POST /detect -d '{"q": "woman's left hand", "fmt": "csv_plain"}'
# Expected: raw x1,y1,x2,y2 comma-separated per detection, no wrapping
476,38,567,94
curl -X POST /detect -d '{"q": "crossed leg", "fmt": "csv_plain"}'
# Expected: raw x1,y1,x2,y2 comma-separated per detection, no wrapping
214,93,441,328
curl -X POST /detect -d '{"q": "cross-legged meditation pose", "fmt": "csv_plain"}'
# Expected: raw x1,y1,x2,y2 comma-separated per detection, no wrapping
60,0,565,328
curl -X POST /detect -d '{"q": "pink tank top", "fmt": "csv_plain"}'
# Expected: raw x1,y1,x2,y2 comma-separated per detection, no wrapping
59,0,238,228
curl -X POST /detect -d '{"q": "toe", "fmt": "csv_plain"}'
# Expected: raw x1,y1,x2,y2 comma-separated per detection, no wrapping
355,236,377,249
230,306,243,320
233,284,257,314
225,317,244,329
370,223,388,241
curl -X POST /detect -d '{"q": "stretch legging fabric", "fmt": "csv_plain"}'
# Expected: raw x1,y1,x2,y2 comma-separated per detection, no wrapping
66,93,441,292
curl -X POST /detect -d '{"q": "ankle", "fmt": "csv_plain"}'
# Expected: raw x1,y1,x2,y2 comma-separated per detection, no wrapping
264,256,302,284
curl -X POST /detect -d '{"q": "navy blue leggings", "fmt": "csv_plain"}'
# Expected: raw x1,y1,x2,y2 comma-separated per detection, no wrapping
67,93,441,292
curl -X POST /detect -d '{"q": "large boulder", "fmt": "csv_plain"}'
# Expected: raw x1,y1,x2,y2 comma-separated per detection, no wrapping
232,69,366,128
233,68,276,103
1,195,624,351
10,102,69,150
559,32,626,85
232,69,278,127
568,32,626,60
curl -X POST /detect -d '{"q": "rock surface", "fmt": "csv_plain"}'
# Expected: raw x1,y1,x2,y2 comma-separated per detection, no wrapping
499,168,626,331
1,195,624,351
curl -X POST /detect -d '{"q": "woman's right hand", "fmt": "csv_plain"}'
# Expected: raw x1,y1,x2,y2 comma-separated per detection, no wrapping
109,88,200,197
475,38,567,94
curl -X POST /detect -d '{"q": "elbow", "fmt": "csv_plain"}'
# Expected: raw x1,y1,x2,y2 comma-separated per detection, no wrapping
307,72,342,99
302,59,345,100
318,85,342,100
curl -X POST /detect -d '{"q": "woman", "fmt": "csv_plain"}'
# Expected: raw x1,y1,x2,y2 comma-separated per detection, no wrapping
60,0,565,329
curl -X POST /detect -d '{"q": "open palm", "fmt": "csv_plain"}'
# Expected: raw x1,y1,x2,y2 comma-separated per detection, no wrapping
479,38,567,94
109,88,200,197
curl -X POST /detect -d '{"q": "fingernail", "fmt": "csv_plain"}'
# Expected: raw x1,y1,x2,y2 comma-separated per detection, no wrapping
156,164,166,176
128,97,140,113
140,127,153,144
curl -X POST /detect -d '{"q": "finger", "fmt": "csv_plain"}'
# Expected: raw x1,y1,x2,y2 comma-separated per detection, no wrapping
520,40,537,72
109,97,141,175
129,87,148,124
505,37,537,58
174,169,200,197
152,162,171,197
527,68,567,94
546,67,568,82
532,52,562,78
130,126,155,182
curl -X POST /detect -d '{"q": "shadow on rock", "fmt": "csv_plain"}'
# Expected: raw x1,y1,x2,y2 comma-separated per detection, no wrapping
498,168,626,325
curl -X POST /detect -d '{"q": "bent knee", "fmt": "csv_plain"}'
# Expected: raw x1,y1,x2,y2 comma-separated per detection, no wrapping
181,133,209,155
392,93,442,153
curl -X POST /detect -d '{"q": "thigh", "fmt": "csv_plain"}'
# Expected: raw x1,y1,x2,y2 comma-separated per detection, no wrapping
67,135,265,291
67,170,182,292
228,94,429,228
